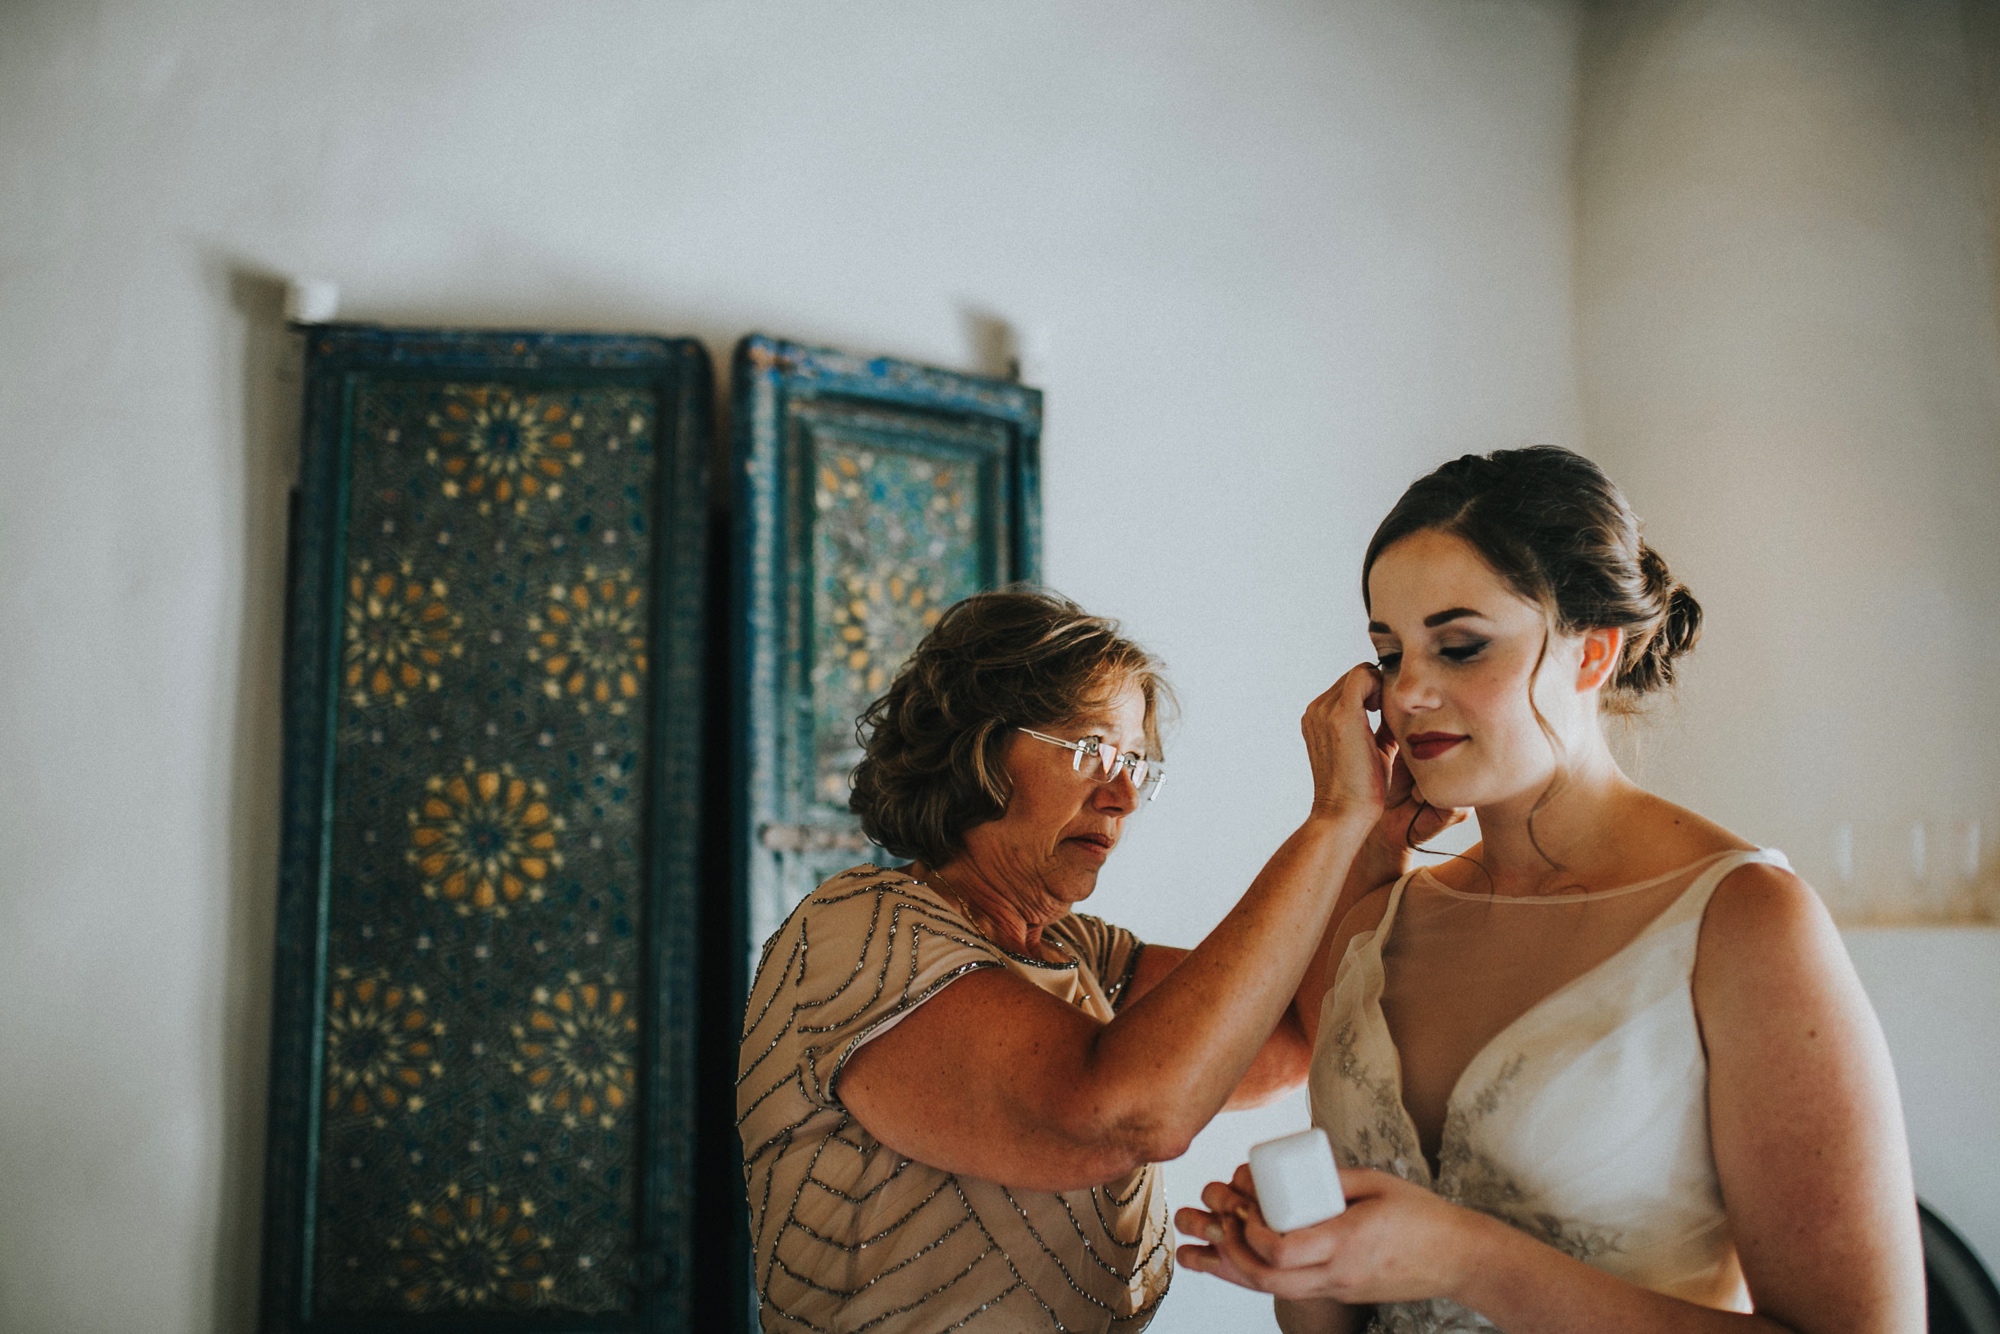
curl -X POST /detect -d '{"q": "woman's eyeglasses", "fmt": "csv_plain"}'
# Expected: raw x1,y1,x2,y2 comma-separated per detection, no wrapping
1016,728,1166,802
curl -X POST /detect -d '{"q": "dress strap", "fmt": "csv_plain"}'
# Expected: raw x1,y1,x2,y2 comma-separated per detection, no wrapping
1659,846,1792,931
1350,867,1422,964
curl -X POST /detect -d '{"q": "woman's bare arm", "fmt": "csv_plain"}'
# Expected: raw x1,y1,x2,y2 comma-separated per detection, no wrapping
1122,751,1451,1112
1176,889,1392,1326
838,807,1376,1191
1120,943,1309,1110
1293,837,1405,1046
1690,863,1925,1333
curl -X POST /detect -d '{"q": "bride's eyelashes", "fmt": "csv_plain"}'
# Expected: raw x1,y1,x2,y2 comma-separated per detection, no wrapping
1371,640,1489,675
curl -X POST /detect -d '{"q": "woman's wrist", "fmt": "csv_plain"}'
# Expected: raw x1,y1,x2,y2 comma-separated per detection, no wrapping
1354,831,1409,884
1436,1203,1517,1309
1306,798,1382,833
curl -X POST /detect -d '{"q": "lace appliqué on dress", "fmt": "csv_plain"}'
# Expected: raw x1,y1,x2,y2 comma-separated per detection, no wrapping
1346,1051,1624,1334
1326,1022,1425,1183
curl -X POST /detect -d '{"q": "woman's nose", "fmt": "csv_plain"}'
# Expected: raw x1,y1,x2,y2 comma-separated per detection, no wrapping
1386,660,1439,713
1092,773,1139,814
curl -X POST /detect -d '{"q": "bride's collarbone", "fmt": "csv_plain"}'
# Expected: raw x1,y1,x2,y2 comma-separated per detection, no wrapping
1418,825,1752,899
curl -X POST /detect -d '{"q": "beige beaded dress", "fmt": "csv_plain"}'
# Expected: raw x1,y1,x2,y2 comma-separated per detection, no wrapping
737,865,1172,1332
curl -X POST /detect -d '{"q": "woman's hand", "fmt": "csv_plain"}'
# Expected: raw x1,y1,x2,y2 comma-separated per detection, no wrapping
1174,1163,1491,1306
1364,747,1466,869
1303,665,1398,823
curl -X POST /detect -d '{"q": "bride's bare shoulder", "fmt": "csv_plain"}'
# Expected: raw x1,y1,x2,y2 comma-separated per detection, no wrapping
1665,792,1831,988
1626,791,1758,866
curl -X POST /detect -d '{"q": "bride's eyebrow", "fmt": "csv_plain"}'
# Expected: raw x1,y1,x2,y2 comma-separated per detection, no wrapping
1367,606,1485,634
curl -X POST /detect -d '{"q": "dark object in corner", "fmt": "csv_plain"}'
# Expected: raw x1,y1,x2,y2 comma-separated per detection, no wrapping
1924,1201,2000,1334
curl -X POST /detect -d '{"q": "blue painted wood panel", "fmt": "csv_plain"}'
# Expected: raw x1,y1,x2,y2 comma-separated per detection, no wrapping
261,327,710,1334
728,335,1042,967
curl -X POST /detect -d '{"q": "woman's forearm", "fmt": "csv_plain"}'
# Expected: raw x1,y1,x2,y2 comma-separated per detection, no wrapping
1075,807,1375,1155
1451,1212,1794,1334
1222,1008,1312,1110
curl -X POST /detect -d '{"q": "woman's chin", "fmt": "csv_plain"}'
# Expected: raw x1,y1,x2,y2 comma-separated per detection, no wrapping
1406,764,1501,812
1418,767,1553,814
1046,858,1104,905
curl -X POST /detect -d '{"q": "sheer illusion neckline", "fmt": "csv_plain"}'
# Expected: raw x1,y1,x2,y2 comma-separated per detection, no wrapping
1413,847,1746,905
1367,848,1782,1185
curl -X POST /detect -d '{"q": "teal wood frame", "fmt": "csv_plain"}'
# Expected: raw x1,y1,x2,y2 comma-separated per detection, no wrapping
725,329,1042,1007
259,326,711,1334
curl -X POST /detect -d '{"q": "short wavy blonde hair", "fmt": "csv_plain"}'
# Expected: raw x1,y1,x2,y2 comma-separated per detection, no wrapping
848,587,1171,868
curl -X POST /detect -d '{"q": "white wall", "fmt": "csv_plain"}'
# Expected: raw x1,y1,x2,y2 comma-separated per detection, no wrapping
1572,0,2000,1272
1846,929,2000,1274
0,2,1586,1330
1575,0,2000,912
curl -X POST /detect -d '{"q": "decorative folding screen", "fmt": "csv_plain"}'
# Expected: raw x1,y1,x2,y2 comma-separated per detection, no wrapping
260,328,711,1333
729,334,1043,958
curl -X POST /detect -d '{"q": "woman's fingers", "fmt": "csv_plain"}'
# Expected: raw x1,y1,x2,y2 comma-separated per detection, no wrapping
1303,663,1392,817
1410,799,1467,843
1375,750,1467,849
1176,1206,1273,1287
1199,1163,1354,1271
1177,1211,1283,1292
1382,749,1415,811
1259,1209,1349,1270
1336,1166,1402,1201
1199,1180,1249,1215
1176,1205,1224,1242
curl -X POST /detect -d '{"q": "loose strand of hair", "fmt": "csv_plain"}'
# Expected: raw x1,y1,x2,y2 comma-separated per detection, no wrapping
1401,802,1497,896
1524,626,1568,875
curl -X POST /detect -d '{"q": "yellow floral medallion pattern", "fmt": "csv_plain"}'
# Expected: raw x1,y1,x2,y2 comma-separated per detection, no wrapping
524,567,647,716
406,761,565,917
387,1184,555,1308
315,376,663,1314
811,446,975,803
322,968,444,1126
342,559,462,708
511,972,637,1129
425,385,585,516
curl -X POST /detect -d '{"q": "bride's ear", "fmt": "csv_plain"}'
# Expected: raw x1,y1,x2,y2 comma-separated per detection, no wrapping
1575,626,1623,694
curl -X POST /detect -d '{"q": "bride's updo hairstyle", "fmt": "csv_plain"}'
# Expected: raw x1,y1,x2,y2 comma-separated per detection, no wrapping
1362,446,1701,714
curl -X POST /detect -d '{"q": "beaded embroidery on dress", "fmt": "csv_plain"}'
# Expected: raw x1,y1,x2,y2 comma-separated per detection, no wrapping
738,865,1170,1332
1309,849,1790,1333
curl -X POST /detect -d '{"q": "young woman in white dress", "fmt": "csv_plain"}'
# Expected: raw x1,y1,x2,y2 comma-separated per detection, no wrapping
1175,448,1925,1333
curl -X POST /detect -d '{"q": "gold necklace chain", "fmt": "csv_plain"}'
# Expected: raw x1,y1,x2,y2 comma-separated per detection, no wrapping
919,864,986,931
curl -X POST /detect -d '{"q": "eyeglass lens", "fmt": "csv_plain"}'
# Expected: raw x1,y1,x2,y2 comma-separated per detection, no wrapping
1088,739,1152,788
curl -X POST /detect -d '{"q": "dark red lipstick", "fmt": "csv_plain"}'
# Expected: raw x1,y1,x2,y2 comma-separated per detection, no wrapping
1404,732,1467,761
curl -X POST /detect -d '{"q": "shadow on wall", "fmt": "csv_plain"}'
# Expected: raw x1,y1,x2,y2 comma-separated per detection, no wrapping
211,264,297,1333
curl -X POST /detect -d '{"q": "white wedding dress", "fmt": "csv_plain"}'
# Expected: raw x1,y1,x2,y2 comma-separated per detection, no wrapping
1309,848,1790,1332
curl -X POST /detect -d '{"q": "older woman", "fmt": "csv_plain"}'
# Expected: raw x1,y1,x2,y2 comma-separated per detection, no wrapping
736,588,1450,1331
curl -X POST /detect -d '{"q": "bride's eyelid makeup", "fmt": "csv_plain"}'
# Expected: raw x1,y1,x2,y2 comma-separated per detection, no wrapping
1369,625,1491,671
